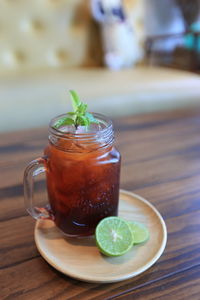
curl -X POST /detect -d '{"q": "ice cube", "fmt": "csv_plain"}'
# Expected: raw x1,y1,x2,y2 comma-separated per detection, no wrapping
59,125,76,133
58,123,104,134
75,123,104,134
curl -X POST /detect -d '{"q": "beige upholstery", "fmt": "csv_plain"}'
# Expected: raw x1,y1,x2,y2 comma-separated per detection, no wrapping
1,66,200,132
0,0,144,73
0,1,200,133
0,0,91,72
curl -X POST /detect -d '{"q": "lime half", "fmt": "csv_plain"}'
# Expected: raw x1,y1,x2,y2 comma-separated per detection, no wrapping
95,217,134,257
127,221,149,244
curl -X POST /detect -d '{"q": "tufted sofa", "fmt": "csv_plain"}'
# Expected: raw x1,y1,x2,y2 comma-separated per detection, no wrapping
0,0,93,71
0,0,200,132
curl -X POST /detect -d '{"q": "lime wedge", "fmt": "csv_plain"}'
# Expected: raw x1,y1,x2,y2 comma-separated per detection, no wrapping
95,217,134,257
127,221,149,244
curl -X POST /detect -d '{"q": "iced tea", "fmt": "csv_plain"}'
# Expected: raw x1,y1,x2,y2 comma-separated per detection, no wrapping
24,113,121,237
44,135,121,236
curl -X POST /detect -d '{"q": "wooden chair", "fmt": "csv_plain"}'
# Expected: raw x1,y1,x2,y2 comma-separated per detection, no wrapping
145,31,200,72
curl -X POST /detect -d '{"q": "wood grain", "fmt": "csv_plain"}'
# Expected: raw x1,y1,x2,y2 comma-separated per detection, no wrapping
1,108,200,299
114,265,200,300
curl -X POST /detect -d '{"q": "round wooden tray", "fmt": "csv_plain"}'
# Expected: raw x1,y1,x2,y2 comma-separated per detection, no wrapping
34,189,167,283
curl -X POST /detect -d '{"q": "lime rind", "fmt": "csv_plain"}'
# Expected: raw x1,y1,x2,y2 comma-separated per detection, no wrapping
95,217,134,257
127,221,150,244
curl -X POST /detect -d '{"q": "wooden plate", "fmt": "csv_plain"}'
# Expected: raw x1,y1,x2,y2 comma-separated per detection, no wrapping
34,189,167,283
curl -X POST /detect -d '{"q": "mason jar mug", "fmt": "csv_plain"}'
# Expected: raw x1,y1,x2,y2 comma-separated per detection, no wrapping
24,113,121,237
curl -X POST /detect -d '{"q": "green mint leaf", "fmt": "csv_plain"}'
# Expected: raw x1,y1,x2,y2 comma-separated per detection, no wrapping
75,116,86,127
85,112,99,124
54,91,100,130
77,103,88,115
62,118,75,125
80,116,90,126
70,90,81,111
54,117,75,129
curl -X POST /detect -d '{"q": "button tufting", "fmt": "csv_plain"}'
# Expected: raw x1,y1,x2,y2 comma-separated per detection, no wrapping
20,19,44,33
2,50,26,67
47,49,69,66
56,49,68,61
0,1,90,70
30,20,44,31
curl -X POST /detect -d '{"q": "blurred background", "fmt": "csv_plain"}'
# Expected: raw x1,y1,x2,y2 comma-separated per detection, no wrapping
0,0,200,132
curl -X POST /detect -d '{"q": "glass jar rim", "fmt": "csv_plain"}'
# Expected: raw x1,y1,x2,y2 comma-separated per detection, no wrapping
49,112,113,139
48,113,114,152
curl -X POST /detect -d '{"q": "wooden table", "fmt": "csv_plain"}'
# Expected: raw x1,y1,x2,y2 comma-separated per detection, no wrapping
1,109,200,299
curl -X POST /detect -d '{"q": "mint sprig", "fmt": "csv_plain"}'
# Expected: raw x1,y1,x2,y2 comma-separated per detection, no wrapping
54,90,99,130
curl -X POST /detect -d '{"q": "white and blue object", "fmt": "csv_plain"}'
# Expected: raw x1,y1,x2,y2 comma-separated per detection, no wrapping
91,0,141,70
184,22,200,52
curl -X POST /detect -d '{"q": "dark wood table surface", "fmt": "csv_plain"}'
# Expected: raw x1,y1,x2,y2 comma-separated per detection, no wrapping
1,108,200,300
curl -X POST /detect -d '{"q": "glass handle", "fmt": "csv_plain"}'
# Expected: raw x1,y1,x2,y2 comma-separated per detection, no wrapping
24,157,52,220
